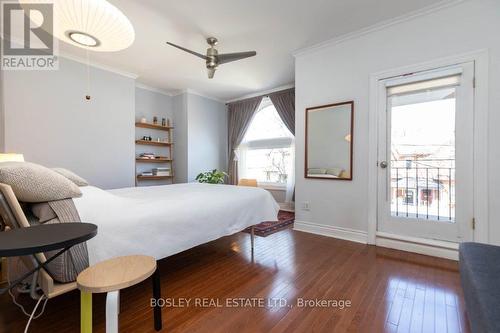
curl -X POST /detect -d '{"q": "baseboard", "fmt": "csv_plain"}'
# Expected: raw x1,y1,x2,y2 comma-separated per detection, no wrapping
375,232,459,261
294,220,368,244
293,221,458,260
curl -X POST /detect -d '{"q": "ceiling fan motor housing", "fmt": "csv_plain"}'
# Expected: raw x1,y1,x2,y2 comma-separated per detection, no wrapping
206,46,218,69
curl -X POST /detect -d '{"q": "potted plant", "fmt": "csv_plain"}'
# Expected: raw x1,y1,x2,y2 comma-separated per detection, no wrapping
195,169,228,184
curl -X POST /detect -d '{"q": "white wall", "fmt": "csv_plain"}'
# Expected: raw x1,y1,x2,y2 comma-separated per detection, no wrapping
3,57,136,189
172,92,227,183
186,93,228,181
295,0,500,244
135,86,174,186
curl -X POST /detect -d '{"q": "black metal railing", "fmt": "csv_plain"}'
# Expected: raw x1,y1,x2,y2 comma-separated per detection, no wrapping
390,163,455,222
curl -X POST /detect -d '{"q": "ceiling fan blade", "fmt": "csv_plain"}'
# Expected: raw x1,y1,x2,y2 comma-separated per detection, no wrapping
217,51,257,65
207,67,216,79
166,42,208,60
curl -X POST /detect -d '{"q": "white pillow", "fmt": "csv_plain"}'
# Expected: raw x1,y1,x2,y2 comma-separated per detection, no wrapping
326,168,344,177
52,168,89,186
308,168,327,175
0,162,82,203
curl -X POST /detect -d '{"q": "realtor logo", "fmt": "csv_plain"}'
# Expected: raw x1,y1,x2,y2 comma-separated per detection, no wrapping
1,1,58,70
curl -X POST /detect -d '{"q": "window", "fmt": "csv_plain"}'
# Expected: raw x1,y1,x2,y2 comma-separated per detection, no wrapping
238,98,293,186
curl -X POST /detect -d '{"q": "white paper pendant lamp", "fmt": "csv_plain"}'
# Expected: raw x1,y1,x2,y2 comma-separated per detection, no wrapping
21,0,135,52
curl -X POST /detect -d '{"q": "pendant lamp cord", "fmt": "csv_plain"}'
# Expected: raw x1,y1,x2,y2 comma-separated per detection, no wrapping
85,48,91,101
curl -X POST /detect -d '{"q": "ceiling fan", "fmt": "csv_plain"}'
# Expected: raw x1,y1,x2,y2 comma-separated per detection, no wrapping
166,37,257,79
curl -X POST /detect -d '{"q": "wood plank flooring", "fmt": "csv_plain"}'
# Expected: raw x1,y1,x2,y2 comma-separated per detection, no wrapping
0,229,469,333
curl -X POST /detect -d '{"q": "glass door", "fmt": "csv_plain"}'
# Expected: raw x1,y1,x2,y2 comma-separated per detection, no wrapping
377,63,474,242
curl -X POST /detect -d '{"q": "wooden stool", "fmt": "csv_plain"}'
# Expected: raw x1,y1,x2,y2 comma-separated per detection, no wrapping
77,255,162,333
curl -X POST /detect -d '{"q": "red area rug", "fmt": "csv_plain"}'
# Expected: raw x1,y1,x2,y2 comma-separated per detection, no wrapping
244,210,295,237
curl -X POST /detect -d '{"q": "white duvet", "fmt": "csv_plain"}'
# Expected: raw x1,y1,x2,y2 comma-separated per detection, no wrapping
73,183,279,265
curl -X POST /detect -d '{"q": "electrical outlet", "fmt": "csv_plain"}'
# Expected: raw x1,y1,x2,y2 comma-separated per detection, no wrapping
302,202,310,211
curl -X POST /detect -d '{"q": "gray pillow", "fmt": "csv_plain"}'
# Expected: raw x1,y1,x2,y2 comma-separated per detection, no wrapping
31,203,57,223
52,168,88,186
0,162,81,203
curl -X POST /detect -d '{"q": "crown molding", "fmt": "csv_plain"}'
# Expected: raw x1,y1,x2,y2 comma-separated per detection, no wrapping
171,89,226,104
58,51,139,79
135,82,178,97
226,83,295,104
293,0,466,58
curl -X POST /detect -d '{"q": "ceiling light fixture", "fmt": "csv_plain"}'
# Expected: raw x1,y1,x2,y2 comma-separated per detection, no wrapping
21,0,135,52
68,32,100,48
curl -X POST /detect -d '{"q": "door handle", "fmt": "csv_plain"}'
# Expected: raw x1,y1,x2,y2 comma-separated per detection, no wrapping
380,161,388,169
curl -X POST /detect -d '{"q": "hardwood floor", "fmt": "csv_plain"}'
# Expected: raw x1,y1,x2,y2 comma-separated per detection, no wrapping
0,229,469,333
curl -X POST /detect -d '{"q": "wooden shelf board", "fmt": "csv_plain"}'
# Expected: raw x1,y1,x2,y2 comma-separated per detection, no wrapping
137,175,173,180
136,158,173,163
135,140,172,146
135,123,173,131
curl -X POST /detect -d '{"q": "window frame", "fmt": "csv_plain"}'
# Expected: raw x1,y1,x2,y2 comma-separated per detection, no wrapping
238,98,293,188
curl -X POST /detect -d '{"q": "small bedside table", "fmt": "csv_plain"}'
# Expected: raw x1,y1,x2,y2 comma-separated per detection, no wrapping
77,255,162,333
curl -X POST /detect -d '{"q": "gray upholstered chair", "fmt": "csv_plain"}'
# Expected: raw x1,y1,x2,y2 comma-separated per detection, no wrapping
0,183,76,299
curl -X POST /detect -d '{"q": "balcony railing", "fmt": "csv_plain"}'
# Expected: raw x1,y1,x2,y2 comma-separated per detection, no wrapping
390,162,455,222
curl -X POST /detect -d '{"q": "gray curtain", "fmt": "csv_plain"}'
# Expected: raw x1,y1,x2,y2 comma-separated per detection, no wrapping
269,89,295,134
227,96,263,185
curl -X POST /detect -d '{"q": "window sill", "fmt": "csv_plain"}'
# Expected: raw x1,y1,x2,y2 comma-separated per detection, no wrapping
258,183,286,191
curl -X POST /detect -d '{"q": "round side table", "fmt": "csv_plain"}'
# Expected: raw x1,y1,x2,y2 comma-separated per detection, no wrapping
77,255,162,333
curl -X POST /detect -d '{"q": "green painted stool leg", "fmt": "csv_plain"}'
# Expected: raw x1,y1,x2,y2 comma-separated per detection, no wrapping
81,291,92,333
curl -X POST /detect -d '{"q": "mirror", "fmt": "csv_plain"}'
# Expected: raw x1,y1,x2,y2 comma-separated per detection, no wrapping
305,101,354,180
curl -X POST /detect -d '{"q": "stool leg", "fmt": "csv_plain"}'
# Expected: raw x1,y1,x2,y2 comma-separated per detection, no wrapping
106,291,120,333
152,267,162,331
81,291,92,333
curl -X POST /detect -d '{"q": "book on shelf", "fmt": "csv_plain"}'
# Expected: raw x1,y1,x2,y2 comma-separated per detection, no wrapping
153,167,171,176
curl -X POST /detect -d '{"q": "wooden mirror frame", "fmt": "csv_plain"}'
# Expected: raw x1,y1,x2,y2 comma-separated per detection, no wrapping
304,101,354,181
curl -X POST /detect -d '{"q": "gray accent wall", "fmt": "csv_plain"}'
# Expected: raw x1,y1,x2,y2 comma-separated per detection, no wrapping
186,93,228,182
3,57,136,189
172,92,228,183
172,93,188,183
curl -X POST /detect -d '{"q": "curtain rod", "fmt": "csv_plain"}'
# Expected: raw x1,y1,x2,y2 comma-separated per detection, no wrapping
226,87,294,105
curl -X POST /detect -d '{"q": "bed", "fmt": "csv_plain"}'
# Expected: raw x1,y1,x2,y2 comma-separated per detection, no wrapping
74,183,280,265
0,182,279,298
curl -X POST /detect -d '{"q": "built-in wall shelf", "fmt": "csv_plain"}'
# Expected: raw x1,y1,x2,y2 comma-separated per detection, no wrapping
136,175,173,180
135,140,172,147
135,119,174,186
135,158,173,163
135,122,173,131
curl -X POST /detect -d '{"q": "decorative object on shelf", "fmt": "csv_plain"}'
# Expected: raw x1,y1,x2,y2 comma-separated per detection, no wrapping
161,118,166,127
142,136,152,141
196,169,228,184
138,153,156,160
153,116,158,125
0,153,24,163
140,118,147,124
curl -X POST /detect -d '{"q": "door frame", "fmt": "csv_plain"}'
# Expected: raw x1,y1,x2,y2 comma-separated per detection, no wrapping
367,49,489,247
